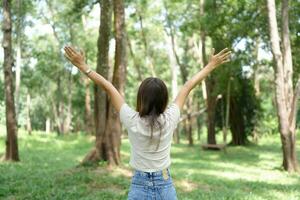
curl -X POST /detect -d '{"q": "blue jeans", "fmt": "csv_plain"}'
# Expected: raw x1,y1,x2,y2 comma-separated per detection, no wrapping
128,168,177,200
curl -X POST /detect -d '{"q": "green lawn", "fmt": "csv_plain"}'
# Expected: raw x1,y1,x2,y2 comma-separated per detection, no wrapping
0,130,300,200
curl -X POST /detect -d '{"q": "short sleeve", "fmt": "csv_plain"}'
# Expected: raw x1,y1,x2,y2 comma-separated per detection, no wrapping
119,103,138,129
164,103,181,128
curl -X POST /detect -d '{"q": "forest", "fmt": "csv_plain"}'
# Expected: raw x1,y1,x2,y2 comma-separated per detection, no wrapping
0,0,300,199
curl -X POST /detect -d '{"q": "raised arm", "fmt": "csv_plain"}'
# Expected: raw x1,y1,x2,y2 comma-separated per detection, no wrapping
174,48,231,110
64,46,124,112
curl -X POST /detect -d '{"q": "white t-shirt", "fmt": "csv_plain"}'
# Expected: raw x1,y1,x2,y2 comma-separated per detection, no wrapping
119,103,180,172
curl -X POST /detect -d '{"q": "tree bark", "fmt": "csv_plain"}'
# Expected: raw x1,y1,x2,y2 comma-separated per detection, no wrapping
223,78,231,144
106,0,127,165
46,117,51,133
26,93,32,135
82,0,126,166
84,76,94,134
127,36,143,81
83,0,112,164
229,98,247,145
15,0,22,116
198,0,207,102
266,0,299,172
253,37,261,96
64,71,73,133
81,15,95,135
197,0,217,145
136,9,156,77
44,0,69,135
164,8,194,145
186,97,193,146
2,0,20,161
206,79,217,145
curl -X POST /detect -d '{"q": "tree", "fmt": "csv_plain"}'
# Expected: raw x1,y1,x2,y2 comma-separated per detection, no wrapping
14,0,22,116
266,0,299,172
82,0,126,166
2,0,19,161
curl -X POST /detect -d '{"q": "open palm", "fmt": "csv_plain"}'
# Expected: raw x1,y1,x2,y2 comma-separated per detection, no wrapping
208,48,231,68
64,46,86,70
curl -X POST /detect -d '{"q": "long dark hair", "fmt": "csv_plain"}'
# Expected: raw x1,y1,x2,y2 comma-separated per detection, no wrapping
136,77,169,148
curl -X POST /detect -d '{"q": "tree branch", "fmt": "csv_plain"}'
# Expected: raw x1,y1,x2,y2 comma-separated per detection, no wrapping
179,108,206,122
289,77,300,131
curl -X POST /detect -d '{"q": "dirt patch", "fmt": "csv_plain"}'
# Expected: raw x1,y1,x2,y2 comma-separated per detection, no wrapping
175,179,207,192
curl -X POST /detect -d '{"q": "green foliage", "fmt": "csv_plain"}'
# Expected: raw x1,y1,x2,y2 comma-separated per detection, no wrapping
215,74,261,137
0,133,299,199
1,0,298,136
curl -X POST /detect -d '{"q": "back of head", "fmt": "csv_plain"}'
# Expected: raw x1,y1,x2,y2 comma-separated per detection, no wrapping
136,77,169,149
136,77,168,117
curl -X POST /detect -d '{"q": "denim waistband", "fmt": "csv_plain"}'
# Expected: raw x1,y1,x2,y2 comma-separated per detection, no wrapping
133,168,170,177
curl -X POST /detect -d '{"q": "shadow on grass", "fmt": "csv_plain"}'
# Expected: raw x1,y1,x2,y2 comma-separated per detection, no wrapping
174,172,300,200
1,134,300,200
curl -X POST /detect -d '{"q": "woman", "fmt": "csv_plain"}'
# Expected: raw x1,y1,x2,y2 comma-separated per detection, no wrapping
64,46,231,200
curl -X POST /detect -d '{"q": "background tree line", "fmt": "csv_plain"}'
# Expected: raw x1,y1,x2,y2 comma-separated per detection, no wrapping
1,0,300,172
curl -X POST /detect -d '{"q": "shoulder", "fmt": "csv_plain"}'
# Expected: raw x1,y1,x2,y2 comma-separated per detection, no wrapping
164,103,181,126
164,103,180,116
119,103,139,128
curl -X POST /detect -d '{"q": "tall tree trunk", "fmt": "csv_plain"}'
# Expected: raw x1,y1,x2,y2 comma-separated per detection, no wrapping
192,0,207,142
2,0,20,161
55,75,65,135
81,15,95,135
64,71,73,133
136,9,156,77
252,37,260,143
198,0,216,145
229,98,247,145
164,7,194,145
164,29,180,144
199,0,207,103
83,0,112,164
64,24,76,134
253,37,261,96
206,79,217,145
223,78,231,144
15,0,22,116
84,76,94,134
266,0,299,172
45,0,68,135
26,92,32,135
127,36,143,81
196,101,202,141
83,0,126,166
105,0,127,165
186,97,193,146
46,118,51,133
281,0,298,172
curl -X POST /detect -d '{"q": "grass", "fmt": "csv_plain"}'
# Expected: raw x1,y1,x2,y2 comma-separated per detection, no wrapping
0,130,300,200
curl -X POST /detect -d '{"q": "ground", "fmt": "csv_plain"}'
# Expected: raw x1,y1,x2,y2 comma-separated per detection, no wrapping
0,129,299,200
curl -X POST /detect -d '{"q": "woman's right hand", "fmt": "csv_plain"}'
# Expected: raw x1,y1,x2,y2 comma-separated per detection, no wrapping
207,48,231,68
64,46,88,71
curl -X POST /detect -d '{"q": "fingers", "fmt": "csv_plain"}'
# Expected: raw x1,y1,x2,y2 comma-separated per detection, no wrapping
68,46,78,55
216,48,229,56
64,46,79,57
221,59,230,64
220,51,231,60
208,47,232,66
64,52,72,61
64,46,73,57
